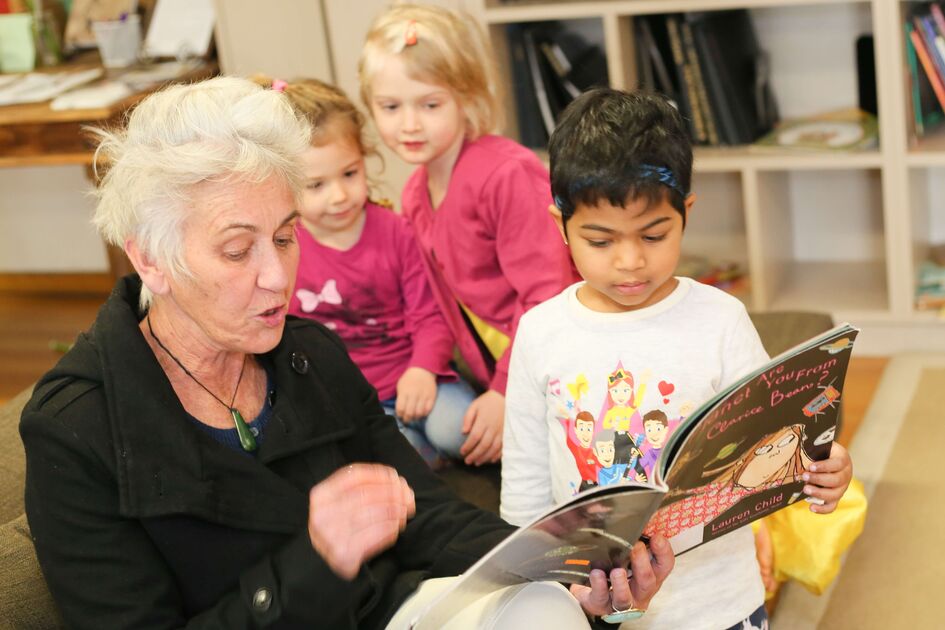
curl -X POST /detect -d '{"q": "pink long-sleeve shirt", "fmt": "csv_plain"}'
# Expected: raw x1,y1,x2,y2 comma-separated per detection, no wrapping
289,202,455,400
402,135,577,395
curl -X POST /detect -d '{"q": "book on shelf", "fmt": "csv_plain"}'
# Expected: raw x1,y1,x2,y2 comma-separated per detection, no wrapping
904,5,945,140
905,24,945,138
409,324,859,629
635,11,777,147
917,244,945,311
751,108,878,153
505,21,609,148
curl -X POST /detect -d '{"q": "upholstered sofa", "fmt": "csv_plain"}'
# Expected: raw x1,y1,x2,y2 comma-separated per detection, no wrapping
0,311,833,627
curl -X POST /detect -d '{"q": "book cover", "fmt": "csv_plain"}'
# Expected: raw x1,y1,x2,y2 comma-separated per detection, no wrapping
681,18,720,146
696,10,776,144
522,28,557,138
751,108,878,153
637,16,677,101
506,24,549,149
410,324,859,628
690,13,740,145
909,25,945,112
665,15,705,143
907,22,945,137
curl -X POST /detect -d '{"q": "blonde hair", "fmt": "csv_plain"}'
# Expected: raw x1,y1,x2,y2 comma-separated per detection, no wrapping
90,76,312,309
358,3,502,139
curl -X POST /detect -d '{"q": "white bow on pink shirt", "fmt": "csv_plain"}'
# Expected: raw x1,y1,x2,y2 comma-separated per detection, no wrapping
296,279,343,312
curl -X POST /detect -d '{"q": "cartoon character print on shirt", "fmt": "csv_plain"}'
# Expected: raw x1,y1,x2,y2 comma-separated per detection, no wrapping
549,377,601,494
549,368,697,495
637,401,693,480
295,279,392,346
597,363,649,481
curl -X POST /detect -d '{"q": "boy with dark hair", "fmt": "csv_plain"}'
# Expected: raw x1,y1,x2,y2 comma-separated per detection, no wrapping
501,88,853,628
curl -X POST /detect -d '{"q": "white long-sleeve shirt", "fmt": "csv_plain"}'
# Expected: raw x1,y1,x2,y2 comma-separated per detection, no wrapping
502,278,769,629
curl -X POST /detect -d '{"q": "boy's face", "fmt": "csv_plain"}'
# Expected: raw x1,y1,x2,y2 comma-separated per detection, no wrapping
594,439,615,467
645,420,668,447
549,192,694,313
575,419,594,448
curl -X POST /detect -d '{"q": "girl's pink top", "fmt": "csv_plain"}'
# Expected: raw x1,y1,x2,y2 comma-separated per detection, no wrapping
289,202,455,400
401,135,577,394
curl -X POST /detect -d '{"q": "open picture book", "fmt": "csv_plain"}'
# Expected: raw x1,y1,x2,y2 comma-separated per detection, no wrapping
411,322,859,629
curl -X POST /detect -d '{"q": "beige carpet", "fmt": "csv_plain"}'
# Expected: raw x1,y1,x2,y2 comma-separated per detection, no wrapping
772,354,945,629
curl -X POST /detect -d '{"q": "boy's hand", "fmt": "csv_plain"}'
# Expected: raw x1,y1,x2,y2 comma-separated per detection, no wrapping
459,390,505,466
803,442,853,513
395,367,437,422
569,534,674,617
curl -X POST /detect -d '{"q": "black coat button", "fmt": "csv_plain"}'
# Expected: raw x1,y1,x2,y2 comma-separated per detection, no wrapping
252,587,272,611
290,352,309,374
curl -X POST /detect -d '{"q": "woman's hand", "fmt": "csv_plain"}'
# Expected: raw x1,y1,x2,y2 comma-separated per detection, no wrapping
459,389,505,466
569,534,674,619
307,464,415,580
803,442,853,513
396,367,437,422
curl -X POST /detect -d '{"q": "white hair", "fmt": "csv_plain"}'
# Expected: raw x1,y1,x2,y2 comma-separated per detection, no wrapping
90,76,313,308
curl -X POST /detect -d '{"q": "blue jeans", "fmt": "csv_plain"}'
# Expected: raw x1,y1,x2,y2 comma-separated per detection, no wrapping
381,379,476,465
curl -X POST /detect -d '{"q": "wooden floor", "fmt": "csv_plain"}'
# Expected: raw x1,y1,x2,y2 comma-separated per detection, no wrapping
0,290,889,441
0,292,107,403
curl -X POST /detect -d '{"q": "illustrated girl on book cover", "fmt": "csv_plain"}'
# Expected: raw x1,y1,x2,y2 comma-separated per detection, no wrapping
645,423,815,539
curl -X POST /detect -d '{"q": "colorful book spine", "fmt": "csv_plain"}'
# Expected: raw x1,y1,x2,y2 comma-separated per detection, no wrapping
932,4,945,43
916,15,945,81
666,16,707,144
910,25,945,112
681,19,719,146
906,23,925,136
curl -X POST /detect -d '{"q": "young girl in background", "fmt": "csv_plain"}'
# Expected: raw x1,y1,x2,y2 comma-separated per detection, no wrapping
262,76,475,467
359,4,576,466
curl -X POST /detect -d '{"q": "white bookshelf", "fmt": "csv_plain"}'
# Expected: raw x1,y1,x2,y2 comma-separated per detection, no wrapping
475,0,945,353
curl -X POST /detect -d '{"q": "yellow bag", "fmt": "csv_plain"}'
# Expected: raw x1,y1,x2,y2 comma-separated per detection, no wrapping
752,478,867,595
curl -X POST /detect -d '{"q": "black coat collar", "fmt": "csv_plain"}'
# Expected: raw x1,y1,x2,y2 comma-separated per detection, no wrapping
79,276,357,533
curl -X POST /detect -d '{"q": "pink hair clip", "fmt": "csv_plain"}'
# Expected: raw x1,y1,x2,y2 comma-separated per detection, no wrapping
404,20,418,46
271,79,288,93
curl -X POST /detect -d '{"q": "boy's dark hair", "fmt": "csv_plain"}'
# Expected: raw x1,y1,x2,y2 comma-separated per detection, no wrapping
643,409,669,427
548,88,693,227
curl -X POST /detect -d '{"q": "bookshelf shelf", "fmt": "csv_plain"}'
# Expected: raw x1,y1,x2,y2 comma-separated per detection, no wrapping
695,147,883,172
767,260,889,313
482,0,870,24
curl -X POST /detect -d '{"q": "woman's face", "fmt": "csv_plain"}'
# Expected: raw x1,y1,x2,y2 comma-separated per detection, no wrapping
736,429,800,489
609,382,633,406
163,176,300,355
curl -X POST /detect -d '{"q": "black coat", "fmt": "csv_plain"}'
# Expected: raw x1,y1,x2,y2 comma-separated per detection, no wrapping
21,276,513,629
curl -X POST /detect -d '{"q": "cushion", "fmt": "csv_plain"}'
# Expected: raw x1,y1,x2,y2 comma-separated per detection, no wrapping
0,513,62,629
0,387,31,523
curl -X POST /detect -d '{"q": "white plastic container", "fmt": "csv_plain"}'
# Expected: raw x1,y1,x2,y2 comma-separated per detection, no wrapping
92,14,141,68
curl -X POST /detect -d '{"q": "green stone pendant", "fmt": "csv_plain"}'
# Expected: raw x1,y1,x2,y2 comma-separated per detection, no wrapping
230,408,257,452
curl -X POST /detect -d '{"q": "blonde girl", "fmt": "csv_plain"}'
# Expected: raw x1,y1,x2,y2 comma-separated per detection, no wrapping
260,76,475,467
359,4,576,467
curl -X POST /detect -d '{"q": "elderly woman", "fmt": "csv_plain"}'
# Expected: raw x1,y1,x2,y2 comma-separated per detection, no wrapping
20,77,672,629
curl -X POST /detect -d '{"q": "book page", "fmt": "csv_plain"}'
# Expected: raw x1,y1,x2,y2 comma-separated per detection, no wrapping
411,484,663,629
647,324,858,554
